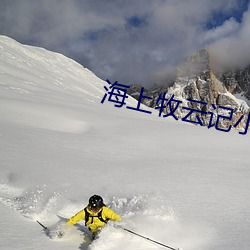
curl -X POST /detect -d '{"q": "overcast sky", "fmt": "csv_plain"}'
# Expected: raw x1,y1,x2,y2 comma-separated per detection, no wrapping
0,0,249,87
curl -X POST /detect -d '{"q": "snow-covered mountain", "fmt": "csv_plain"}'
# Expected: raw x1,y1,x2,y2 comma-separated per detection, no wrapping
218,65,250,100
129,49,250,132
0,36,250,250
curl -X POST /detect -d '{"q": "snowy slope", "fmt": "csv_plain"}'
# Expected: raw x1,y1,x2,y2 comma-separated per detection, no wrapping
0,36,250,250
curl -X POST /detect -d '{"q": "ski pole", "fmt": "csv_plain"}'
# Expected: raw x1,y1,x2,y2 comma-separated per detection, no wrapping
122,227,180,250
37,220,48,231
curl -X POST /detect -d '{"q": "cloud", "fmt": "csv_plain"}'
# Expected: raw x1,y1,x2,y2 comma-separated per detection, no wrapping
0,0,249,87
200,18,240,45
209,4,250,69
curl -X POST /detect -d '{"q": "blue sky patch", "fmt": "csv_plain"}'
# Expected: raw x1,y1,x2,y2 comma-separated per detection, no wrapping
126,15,148,28
206,0,249,29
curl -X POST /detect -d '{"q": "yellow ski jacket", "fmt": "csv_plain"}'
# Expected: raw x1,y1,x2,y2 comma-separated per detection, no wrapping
67,206,121,233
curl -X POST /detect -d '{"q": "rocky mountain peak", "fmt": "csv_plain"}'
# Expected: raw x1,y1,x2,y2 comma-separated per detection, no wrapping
129,48,250,132
174,49,228,104
177,48,210,78
217,66,250,100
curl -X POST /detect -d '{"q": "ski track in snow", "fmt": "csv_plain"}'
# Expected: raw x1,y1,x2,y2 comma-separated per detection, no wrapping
0,179,211,250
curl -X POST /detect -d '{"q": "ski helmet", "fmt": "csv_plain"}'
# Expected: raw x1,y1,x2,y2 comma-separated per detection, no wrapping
89,195,104,210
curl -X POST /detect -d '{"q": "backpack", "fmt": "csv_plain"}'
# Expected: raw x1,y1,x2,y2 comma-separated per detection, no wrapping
84,206,109,226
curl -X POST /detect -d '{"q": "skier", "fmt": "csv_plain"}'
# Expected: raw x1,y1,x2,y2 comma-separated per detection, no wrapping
66,194,121,239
